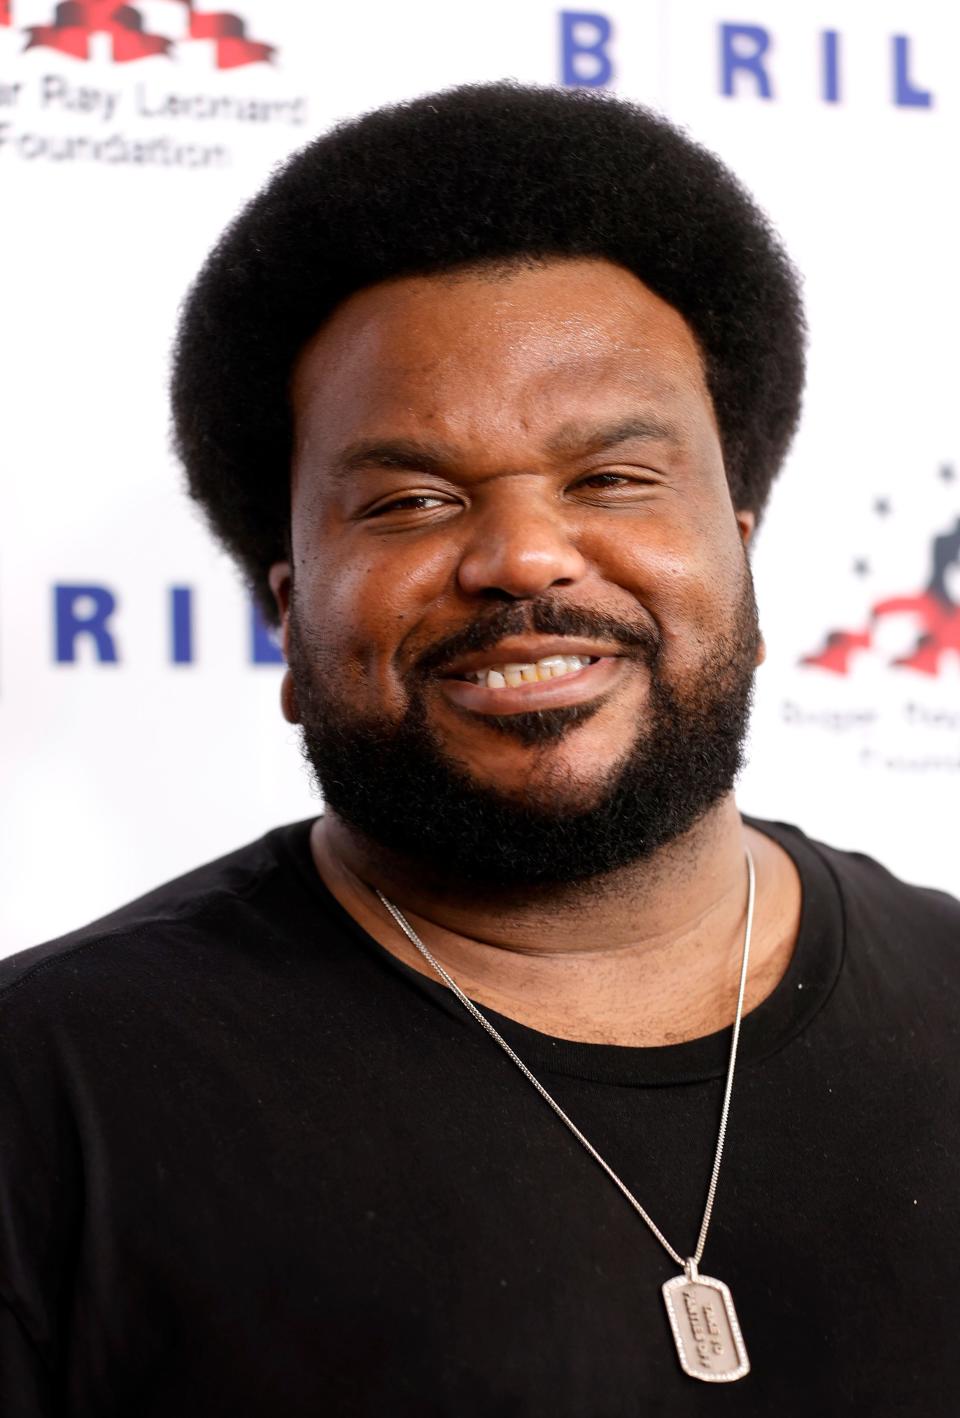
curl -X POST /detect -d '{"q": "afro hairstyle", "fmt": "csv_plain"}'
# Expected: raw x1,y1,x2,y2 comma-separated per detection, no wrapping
172,82,805,625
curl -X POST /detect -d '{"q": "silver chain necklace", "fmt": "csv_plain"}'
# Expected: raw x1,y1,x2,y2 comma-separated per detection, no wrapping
376,847,756,1384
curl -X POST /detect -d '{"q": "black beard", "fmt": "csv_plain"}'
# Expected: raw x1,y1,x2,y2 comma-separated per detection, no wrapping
287,589,760,889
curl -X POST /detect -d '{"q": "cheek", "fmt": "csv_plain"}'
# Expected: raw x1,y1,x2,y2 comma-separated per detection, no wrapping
591,513,744,654
293,530,454,698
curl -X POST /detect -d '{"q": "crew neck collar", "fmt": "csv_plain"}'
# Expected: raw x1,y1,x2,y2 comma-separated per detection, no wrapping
275,815,845,1089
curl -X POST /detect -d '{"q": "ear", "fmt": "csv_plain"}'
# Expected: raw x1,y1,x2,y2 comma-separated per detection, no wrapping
735,508,757,546
268,561,293,633
734,510,766,667
267,562,300,725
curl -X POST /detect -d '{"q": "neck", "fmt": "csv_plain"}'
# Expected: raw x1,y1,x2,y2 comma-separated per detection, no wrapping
310,797,801,1047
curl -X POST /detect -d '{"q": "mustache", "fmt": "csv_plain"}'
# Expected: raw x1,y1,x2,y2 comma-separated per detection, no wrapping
414,600,661,678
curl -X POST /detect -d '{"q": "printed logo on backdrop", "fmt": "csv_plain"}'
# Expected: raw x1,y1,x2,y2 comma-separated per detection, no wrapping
0,0,307,167
785,465,960,775
20,1,273,67
559,11,936,107
50,585,284,668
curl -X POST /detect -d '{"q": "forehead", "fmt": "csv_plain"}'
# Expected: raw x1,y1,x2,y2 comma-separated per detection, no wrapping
291,257,715,458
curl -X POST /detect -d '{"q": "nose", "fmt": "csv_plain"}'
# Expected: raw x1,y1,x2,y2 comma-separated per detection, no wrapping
457,498,589,600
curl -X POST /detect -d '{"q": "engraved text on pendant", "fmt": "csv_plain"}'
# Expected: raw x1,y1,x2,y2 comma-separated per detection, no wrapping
662,1272,750,1383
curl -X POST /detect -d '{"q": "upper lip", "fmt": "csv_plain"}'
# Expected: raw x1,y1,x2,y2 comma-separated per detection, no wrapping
438,638,628,678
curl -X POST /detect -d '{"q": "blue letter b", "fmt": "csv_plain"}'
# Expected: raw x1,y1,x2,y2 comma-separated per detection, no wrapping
560,11,613,88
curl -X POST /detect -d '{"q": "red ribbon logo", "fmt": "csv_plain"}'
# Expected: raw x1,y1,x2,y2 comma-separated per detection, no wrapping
25,2,172,61
17,0,274,66
801,516,960,674
184,6,275,68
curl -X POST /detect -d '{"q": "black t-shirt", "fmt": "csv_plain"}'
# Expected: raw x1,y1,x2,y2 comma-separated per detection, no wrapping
1,817,958,1417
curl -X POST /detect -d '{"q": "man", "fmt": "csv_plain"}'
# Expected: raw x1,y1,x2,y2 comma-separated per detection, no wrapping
1,83,957,1416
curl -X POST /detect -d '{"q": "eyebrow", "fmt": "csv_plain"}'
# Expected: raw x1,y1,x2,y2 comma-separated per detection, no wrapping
331,438,455,480
544,415,682,459
328,415,682,481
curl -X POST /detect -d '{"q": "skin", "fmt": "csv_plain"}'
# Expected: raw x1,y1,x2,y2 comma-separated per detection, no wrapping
269,257,802,1047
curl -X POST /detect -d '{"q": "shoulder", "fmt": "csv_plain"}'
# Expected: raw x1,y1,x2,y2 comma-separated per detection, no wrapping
755,815,958,920
0,819,319,1017
747,814,960,983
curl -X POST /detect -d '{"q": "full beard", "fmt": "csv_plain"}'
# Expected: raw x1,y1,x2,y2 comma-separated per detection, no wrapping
286,584,760,889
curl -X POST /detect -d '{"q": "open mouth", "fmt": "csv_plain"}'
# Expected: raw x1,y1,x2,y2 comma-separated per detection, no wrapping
461,654,600,690
437,644,628,718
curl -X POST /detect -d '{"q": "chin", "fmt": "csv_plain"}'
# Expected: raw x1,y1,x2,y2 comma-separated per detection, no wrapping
456,744,624,811
442,698,612,750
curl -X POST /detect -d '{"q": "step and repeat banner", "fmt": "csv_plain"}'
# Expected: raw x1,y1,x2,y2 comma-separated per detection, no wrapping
1,1,957,952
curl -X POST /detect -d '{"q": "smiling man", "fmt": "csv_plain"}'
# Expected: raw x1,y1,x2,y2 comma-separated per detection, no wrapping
2,84,959,1417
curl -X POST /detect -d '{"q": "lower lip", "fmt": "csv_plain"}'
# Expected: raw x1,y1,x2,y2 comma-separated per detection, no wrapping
438,656,627,716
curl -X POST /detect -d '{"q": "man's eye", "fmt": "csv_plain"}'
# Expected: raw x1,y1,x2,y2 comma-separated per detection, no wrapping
574,472,648,491
366,494,449,517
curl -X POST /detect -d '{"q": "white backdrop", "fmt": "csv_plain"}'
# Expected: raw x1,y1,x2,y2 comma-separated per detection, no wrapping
2,0,957,955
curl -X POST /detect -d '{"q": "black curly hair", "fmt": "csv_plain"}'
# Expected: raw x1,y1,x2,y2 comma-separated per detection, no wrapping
172,82,805,624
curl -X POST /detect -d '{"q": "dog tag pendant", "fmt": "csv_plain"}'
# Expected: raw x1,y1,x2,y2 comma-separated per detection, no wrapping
662,1260,750,1383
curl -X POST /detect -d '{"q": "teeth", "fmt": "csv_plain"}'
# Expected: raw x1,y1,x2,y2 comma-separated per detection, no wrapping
468,655,595,689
